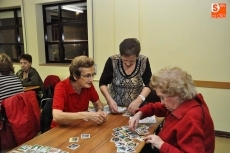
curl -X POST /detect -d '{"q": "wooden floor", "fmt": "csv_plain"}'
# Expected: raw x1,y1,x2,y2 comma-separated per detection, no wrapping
215,136,230,153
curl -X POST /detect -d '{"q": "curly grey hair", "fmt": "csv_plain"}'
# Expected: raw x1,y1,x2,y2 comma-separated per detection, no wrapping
150,66,197,101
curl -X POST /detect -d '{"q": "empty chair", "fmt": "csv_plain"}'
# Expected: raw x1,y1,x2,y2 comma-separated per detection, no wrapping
41,75,61,107
40,98,53,133
40,75,60,133
43,75,61,98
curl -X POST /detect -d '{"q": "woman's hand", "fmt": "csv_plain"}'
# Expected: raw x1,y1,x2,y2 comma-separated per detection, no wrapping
87,112,107,124
127,98,142,114
108,100,119,113
144,134,164,149
129,111,142,131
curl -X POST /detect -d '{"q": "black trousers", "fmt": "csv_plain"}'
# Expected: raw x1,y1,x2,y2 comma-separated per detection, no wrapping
140,143,159,153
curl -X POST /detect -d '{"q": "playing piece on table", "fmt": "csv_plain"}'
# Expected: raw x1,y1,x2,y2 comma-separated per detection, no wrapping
128,133,139,139
121,126,129,130
126,147,136,153
126,142,138,148
59,151,69,153
122,137,132,143
17,145,31,151
117,106,127,113
69,137,79,142
135,129,145,136
113,127,122,131
37,146,51,152
81,134,90,139
115,142,126,147
136,136,145,142
30,144,43,151
67,143,80,150
46,147,61,153
122,111,132,117
117,146,127,153
110,137,121,142
9,150,22,153
112,131,122,137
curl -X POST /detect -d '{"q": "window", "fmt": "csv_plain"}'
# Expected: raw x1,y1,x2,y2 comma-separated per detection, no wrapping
43,1,88,63
0,9,24,62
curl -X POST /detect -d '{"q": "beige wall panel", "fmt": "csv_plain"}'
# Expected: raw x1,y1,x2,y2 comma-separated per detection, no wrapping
140,0,230,81
140,0,230,132
114,0,140,53
92,0,115,80
0,0,21,8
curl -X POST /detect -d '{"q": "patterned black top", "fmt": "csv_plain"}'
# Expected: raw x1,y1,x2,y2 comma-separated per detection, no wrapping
99,54,152,106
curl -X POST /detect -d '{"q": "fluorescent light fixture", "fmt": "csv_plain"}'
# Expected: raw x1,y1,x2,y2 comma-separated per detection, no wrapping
62,6,83,13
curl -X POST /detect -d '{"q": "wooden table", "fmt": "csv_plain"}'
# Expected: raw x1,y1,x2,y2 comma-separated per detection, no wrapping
23,86,40,92
10,114,164,153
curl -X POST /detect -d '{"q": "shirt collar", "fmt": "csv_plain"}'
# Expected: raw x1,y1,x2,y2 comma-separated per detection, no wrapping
171,97,200,119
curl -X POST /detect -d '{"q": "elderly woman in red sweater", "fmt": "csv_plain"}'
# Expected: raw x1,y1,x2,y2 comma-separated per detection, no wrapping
129,66,215,153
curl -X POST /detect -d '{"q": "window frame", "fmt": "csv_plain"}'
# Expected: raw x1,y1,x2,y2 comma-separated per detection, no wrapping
0,8,24,62
43,0,88,63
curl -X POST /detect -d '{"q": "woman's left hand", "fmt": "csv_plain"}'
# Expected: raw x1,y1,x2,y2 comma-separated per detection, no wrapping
144,135,164,149
127,99,142,114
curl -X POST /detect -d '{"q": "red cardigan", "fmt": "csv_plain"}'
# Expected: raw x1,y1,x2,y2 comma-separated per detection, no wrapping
2,91,40,146
138,93,215,153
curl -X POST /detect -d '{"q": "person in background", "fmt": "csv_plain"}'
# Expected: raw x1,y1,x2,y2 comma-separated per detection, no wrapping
99,38,153,114
16,54,44,99
0,53,23,111
129,66,215,153
51,56,107,128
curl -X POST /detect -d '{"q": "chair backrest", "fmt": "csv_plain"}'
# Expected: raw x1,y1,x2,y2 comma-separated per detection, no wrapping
43,75,61,98
1,91,40,149
40,98,53,133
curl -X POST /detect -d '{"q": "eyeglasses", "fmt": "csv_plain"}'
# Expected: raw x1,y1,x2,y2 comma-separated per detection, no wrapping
81,72,96,79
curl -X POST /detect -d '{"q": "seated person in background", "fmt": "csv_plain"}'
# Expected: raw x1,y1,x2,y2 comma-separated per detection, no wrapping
99,38,152,114
0,53,23,111
51,56,107,128
16,54,44,98
129,66,215,153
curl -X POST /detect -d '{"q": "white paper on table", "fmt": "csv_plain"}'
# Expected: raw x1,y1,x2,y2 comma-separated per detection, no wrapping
130,115,156,124
88,105,127,114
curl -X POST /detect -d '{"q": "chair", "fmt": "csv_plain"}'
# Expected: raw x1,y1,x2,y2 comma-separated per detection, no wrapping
0,91,40,150
40,98,53,133
41,75,60,107
40,75,60,133
43,75,61,98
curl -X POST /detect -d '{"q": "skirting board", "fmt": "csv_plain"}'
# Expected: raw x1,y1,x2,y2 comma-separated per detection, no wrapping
215,130,230,138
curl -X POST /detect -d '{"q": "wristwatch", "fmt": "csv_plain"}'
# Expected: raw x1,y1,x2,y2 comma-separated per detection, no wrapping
138,95,145,102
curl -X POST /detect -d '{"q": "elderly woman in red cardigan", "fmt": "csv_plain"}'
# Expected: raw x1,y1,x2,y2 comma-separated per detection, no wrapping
129,66,215,153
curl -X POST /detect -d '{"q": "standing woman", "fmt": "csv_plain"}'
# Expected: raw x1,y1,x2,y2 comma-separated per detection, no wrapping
0,53,23,110
99,38,153,114
129,66,215,153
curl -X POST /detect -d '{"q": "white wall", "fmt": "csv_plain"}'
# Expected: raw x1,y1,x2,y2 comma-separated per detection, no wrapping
0,0,229,132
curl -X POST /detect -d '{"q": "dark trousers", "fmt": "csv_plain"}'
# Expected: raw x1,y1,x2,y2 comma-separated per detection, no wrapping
140,143,159,153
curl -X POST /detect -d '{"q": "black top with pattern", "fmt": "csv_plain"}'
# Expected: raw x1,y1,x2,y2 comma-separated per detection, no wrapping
99,54,152,106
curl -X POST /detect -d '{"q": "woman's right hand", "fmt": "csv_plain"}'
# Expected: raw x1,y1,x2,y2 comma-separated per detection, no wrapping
87,112,107,124
108,100,119,113
129,111,142,131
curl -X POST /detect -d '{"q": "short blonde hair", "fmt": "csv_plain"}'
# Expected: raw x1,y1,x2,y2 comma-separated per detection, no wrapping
69,56,94,81
150,66,197,100
0,53,14,75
